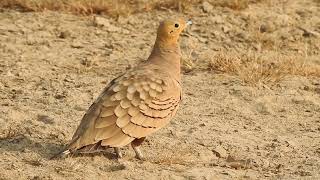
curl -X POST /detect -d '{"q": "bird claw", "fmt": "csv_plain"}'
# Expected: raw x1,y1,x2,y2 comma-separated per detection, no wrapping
114,147,145,160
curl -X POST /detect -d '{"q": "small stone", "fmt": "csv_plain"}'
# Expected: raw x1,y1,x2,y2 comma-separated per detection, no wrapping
202,2,213,13
71,42,84,48
259,22,275,33
197,36,208,43
58,31,71,39
255,102,272,115
291,96,305,104
261,159,270,169
37,115,54,124
168,174,185,180
210,16,223,24
228,161,246,169
109,164,126,171
93,16,110,27
54,94,65,99
222,25,231,33
212,146,228,158
285,140,297,149
198,149,215,161
93,16,120,32
199,123,206,127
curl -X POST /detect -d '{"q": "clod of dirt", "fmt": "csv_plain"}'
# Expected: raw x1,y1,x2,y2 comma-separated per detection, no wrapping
93,16,120,32
93,16,109,27
109,164,126,171
198,149,216,161
58,30,71,39
227,161,248,169
298,27,320,38
212,146,228,158
260,22,276,33
54,94,66,99
226,155,251,170
210,15,224,24
255,101,273,115
37,115,54,125
202,2,213,13
70,42,84,48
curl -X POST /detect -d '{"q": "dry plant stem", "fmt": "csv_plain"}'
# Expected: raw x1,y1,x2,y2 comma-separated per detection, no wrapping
208,52,320,85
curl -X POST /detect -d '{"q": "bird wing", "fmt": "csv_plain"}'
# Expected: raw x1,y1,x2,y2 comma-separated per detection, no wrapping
68,67,181,149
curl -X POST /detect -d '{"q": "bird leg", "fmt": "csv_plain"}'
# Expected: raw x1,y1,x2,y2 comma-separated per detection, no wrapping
132,146,144,160
131,137,146,160
114,147,123,158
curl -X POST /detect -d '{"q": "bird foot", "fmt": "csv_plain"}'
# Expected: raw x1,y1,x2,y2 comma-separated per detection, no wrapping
114,147,123,158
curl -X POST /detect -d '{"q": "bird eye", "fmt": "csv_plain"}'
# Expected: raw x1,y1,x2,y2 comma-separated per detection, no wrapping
174,23,179,28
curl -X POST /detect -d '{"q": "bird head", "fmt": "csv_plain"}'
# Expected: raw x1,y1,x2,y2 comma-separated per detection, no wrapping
156,18,192,44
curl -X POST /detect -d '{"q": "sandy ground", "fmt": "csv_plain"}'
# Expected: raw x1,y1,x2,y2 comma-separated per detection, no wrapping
1,0,320,179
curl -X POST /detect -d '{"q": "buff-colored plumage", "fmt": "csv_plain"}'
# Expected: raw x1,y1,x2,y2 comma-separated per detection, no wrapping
55,18,191,159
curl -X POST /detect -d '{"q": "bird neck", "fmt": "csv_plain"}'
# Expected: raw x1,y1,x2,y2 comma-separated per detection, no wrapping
147,39,182,81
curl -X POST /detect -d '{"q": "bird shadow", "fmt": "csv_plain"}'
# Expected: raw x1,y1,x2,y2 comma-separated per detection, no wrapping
0,133,63,159
0,132,117,160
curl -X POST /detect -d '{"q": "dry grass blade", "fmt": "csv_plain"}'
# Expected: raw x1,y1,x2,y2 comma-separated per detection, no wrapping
208,52,320,85
0,0,262,16
150,0,201,11
210,0,250,10
0,0,133,16
208,53,241,73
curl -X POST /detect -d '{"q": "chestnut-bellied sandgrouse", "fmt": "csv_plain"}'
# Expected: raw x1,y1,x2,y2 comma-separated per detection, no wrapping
55,18,192,160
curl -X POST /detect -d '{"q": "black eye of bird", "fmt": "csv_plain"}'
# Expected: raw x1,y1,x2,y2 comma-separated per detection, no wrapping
174,23,179,28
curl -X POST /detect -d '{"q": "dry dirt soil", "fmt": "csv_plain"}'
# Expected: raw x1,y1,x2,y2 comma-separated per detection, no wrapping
1,0,320,179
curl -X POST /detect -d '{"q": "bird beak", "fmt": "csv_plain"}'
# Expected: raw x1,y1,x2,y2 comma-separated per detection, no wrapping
186,20,192,26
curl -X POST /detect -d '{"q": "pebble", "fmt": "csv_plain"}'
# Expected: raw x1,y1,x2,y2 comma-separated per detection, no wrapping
212,146,228,158
202,2,213,13
58,30,71,39
255,102,272,115
37,115,55,124
71,42,84,48
93,16,121,32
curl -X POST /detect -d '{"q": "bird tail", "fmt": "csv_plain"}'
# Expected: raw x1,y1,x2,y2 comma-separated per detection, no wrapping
50,149,71,159
50,136,80,159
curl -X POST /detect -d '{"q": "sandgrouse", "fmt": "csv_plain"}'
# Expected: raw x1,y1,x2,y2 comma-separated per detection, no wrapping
56,18,191,160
